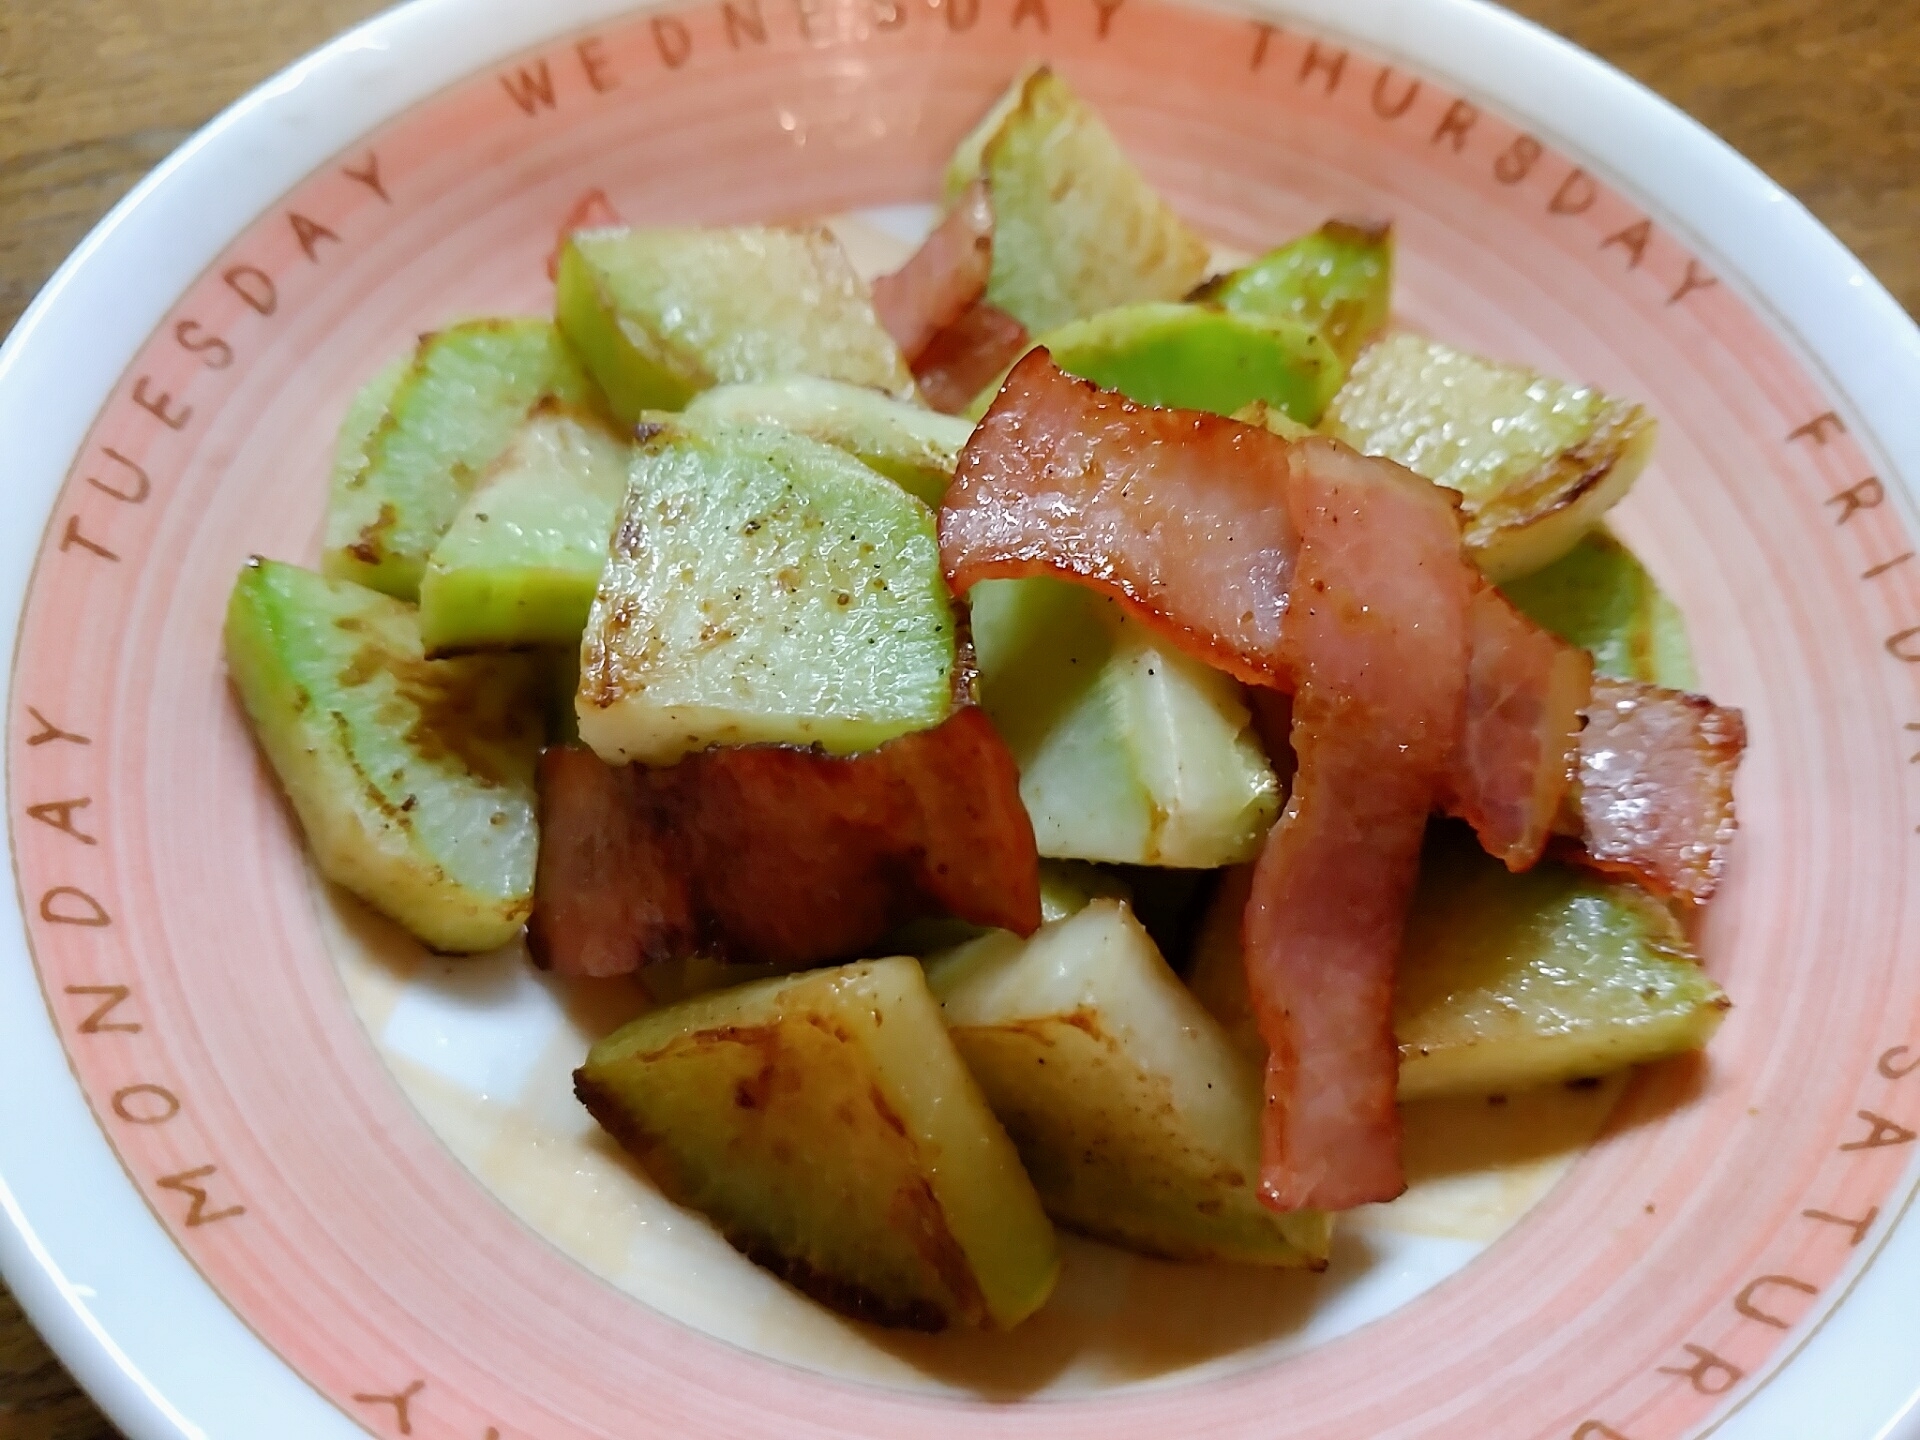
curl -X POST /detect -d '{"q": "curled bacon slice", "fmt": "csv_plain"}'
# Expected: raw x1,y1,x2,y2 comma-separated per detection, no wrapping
940,354,1742,1209
1567,677,1745,905
912,301,1032,415
867,180,1032,414
1247,439,1472,1210
942,353,1642,873
1449,587,1594,870
870,180,997,362
943,349,1302,686
528,707,1040,977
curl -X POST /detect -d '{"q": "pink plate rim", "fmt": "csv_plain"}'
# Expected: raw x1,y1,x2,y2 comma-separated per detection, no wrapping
1,1,1917,1437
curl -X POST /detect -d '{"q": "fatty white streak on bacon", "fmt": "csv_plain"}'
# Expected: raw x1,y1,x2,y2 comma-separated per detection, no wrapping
869,180,997,363
1245,438,1473,1210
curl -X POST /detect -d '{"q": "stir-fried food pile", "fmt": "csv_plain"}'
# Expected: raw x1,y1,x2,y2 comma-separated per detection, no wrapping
224,65,1742,1331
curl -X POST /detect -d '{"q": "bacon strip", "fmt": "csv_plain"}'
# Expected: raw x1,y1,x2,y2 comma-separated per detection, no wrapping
940,355,1743,1209
866,181,1033,414
1566,677,1745,905
1245,439,1472,1210
912,301,1032,415
528,707,1040,977
870,180,997,362
942,353,1627,872
1449,587,1594,870
943,349,1302,687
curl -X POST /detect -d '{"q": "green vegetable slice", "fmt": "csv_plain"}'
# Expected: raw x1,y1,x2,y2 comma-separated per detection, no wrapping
577,418,955,765
323,319,599,601
556,226,915,424
1501,528,1697,688
929,899,1330,1267
418,403,632,656
947,68,1211,334
1323,331,1655,581
576,956,1060,1330
224,559,543,953
1196,219,1394,368
970,575,1278,868
1037,302,1344,424
684,376,971,507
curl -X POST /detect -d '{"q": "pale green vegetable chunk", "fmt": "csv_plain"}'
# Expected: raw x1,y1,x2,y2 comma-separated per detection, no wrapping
577,419,955,765
1037,302,1345,424
943,66,1034,204
418,404,632,656
1187,840,1728,1100
1391,833,1728,1098
684,376,972,507
946,68,1211,334
223,559,543,952
555,226,915,424
1500,528,1697,689
575,956,1060,1330
1195,220,1394,368
969,576,1278,867
1323,331,1655,580
927,900,1330,1267
323,320,600,601
331,356,409,487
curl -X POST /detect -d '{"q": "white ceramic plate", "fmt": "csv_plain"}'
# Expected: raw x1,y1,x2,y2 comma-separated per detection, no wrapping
3,1,1918,1436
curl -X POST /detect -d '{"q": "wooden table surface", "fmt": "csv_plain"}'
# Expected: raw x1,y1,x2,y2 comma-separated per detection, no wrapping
1,1,1914,1435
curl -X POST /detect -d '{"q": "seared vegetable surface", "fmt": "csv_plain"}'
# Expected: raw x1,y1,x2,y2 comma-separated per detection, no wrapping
684,376,971,508
224,558,544,951
1323,332,1655,580
577,417,955,766
946,68,1210,334
418,403,631,655
576,956,1060,1330
556,225,914,423
929,900,1330,1266
323,319,599,601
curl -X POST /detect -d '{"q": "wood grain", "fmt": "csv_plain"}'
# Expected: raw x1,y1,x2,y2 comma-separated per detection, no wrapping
0,2,1911,1436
